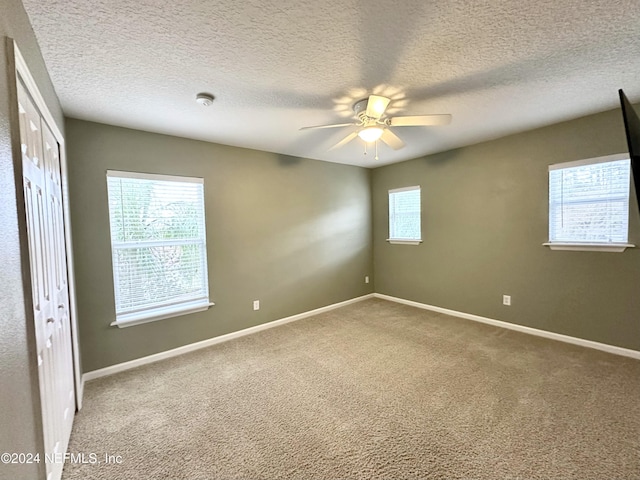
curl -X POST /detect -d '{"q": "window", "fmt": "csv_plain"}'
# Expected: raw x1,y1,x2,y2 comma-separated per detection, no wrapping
388,186,422,244
545,154,634,252
106,171,211,327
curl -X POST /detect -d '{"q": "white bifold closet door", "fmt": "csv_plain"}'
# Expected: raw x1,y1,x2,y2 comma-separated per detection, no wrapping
18,80,75,480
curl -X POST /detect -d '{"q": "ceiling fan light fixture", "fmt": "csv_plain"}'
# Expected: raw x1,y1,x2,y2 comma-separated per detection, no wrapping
358,126,384,142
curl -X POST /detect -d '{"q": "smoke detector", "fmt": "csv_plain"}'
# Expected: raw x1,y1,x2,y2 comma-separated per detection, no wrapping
196,93,215,107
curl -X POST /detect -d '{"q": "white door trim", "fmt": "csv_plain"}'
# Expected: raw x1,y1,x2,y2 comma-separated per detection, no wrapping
13,41,83,410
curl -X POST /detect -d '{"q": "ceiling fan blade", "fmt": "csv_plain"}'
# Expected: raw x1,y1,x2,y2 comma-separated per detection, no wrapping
366,95,391,119
300,122,355,131
380,129,405,150
388,114,452,127
329,131,358,150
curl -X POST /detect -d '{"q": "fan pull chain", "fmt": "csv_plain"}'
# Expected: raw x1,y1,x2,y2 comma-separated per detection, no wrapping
375,140,379,161
363,143,367,156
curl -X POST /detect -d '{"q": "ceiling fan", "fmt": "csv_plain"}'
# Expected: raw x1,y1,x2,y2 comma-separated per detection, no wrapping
300,94,452,152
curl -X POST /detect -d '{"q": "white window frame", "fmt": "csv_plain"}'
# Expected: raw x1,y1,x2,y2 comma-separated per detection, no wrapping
387,185,422,245
106,170,213,328
543,153,635,252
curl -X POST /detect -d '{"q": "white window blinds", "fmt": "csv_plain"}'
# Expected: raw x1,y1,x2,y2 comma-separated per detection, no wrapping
107,171,209,324
389,186,421,241
548,155,631,244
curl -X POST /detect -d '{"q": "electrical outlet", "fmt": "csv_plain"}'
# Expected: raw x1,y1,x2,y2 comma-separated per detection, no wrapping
503,295,511,306
365,276,370,284
253,300,260,311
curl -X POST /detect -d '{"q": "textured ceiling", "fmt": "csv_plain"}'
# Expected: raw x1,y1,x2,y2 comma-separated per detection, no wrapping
22,0,640,167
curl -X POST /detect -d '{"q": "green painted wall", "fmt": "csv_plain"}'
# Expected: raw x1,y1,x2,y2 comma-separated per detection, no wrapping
372,107,640,351
0,0,65,477
66,119,373,372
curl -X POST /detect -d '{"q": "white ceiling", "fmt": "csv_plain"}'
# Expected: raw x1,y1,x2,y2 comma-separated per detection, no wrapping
22,0,640,167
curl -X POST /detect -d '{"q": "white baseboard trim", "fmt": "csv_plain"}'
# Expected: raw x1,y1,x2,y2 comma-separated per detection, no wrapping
83,294,375,382
374,293,640,360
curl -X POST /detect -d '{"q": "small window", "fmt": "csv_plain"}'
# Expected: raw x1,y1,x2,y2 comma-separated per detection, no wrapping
388,186,422,244
546,154,634,252
106,171,211,327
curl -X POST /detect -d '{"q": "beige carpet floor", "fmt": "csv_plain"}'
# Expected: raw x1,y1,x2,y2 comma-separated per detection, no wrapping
63,298,640,479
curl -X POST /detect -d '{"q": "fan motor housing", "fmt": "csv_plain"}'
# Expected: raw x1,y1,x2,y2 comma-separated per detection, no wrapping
353,98,369,117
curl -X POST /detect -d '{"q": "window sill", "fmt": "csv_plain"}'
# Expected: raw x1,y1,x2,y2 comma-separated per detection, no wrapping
111,300,215,328
543,242,635,252
387,239,423,245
